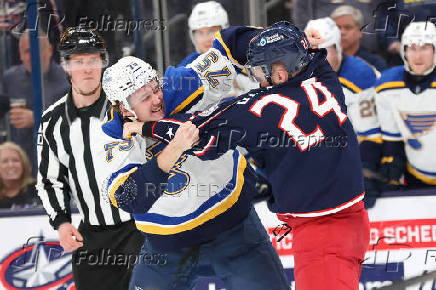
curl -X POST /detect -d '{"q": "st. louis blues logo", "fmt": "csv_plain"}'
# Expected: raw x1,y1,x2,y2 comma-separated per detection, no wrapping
401,112,436,150
146,142,190,195
0,236,74,289
166,155,190,195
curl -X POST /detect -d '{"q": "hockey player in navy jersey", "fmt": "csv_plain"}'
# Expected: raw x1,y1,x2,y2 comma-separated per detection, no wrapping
304,17,381,207
375,21,436,188
101,56,289,289
129,21,370,290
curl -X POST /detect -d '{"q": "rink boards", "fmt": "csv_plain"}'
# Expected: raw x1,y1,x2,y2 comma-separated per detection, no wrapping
0,193,435,290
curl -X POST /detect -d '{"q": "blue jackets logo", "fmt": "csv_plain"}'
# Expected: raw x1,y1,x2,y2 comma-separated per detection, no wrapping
0,237,74,289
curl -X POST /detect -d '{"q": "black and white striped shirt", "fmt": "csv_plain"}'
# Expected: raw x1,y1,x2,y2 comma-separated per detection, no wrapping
37,90,132,229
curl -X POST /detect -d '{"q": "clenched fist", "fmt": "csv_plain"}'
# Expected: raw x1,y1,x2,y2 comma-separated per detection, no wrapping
169,121,199,152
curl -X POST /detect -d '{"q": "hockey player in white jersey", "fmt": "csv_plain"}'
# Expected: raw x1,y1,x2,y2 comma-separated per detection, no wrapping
179,1,229,66
101,56,289,289
179,1,258,98
375,21,436,188
304,17,381,207
304,17,378,139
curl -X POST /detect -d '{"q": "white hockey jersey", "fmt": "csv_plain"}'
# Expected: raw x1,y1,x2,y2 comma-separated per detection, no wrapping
101,108,255,250
375,66,436,184
101,52,257,250
338,55,380,143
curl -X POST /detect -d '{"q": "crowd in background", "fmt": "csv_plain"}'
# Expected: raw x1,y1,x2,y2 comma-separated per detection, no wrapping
0,0,435,211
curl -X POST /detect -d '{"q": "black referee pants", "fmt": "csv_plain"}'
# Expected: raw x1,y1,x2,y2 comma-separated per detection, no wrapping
72,220,144,290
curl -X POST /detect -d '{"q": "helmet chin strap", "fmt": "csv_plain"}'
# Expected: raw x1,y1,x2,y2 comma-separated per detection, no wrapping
266,76,273,86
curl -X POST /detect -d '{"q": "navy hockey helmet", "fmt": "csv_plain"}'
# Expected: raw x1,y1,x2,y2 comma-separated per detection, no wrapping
246,21,312,83
59,27,109,67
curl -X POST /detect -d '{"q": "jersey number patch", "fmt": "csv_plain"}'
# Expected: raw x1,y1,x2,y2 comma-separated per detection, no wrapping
249,78,347,151
195,50,231,88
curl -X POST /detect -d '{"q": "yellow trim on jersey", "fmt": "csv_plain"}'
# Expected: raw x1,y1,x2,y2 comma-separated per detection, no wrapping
381,156,394,164
215,31,241,66
358,136,383,144
170,86,205,115
431,82,436,88
375,81,405,93
338,77,362,93
109,168,138,208
102,107,115,126
407,163,436,185
135,155,247,235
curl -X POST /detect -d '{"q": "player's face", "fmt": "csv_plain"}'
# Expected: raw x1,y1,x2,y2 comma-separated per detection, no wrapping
326,45,341,72
193,26,221,53
405,44,435,75
334,14,362,53
0,149,23,182
128,79,165,122
68,53,103,96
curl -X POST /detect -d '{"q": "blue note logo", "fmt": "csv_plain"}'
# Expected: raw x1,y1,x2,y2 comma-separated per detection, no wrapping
0,237,74,289
401,112,436,150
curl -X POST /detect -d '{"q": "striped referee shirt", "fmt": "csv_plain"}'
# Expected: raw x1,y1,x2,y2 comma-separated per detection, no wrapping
37,90,132,229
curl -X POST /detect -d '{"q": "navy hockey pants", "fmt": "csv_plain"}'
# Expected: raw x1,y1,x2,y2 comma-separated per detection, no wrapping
129,207,289,290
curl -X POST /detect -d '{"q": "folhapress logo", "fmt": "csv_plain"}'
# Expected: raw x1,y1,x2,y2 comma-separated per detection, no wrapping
0,237,74,289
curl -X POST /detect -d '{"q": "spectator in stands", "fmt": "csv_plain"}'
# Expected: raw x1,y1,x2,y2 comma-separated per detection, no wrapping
1,29,70,175
331,5,387,73
291,0,384,54
375,21,436,189
0,141,37,209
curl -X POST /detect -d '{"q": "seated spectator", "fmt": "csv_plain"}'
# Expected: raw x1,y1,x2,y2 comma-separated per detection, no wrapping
292,0,384,54
331,5,388,74
375,21,436,189
305,17,381,208
1,29,70,175
0,141,38,209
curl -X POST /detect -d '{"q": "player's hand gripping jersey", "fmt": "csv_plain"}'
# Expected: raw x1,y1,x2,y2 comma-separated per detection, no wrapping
101,54,258,250
145,48,365,216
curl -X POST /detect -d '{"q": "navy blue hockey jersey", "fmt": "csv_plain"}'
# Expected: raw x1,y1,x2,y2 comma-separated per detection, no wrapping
144,49,365,217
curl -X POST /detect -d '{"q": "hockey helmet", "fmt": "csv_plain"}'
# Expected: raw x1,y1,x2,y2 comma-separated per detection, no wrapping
400,21,436,75
305,17,342,56
246,21,312,83
188,1,229,51
59,27,109,68
102,56,159,118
